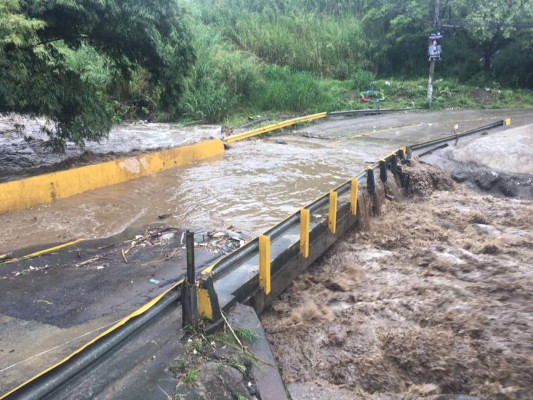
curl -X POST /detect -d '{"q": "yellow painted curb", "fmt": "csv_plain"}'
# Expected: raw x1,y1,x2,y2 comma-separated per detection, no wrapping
225,112,327,143
0,139,225,215
1,239,84,265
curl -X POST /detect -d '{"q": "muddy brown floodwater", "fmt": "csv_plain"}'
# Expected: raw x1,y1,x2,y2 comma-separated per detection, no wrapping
0,115,222,182
262,164,533,400
1,109,531,255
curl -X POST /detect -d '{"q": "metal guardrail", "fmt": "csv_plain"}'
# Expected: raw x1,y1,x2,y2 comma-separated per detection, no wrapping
411,119,509,151
205,118,508,286
327,107,415,117
225,108,417,143
2,118,508,400
205,146,407,283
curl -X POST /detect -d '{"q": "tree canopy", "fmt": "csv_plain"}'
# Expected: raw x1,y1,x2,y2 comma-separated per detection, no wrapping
0,0,195,149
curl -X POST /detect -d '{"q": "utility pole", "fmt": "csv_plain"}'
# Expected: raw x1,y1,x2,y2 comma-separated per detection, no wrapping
427,0,440,102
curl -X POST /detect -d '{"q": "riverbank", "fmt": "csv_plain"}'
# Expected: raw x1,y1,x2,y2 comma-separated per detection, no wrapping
0,115,222,183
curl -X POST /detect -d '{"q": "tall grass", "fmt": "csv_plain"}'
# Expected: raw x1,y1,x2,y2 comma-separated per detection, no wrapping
212,12,367,80
252,65,337,112
191,0,371,80
179,25,262,122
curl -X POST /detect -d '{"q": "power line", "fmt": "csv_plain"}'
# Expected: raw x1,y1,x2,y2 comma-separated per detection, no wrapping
372,0,533,30
442,20,533,29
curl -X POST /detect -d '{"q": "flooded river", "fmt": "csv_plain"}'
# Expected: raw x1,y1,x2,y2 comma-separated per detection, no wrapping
1,109,531,254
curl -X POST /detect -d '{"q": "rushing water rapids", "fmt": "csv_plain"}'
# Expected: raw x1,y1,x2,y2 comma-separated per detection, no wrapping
1,109,531,254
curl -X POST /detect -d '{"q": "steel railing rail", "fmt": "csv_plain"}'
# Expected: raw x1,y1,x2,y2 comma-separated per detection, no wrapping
208,150,399,280
207,119,507,280
327,107,416,117
2,284,183,400
225,108,418,144
410,120,505,151
207,148,405,281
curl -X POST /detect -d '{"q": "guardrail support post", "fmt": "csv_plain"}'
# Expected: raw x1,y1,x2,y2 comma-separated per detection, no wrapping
379,159,387,183
367,167,375,195
390,154,398,176
300,209,310,258
397,147,405,160
350,178,358,216
182,230,198,328
328,191,338,234
259,235,271,295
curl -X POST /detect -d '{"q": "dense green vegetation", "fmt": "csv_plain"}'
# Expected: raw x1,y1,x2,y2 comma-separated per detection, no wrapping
0,0,194,148
1,0,532,146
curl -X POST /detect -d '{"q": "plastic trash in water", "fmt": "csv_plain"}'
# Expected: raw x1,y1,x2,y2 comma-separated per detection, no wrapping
149,279,160,284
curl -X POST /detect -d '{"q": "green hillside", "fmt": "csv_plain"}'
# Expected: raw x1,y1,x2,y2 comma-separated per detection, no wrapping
1,0,532,145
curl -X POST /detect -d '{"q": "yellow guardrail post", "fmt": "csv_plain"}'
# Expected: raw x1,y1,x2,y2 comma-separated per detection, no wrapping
300,208,310,258
398,145,407,160
379,159,388,183
259,235,271,294
350,178,358,216
197,286,214,320
197,276,221,321
505,117,511,126
328,191,338,234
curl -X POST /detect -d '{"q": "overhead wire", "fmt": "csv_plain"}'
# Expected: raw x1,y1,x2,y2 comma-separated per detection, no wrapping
371,0,533,30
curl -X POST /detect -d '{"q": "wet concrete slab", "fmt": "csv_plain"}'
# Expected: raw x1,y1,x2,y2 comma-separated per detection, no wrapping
40,304,185,400
422,124,533,199
0,227,226,394
228,303,289,400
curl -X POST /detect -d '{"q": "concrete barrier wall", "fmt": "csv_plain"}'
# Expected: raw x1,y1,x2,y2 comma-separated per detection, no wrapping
0,139,224,215
0,109,327,214
225,112,327,143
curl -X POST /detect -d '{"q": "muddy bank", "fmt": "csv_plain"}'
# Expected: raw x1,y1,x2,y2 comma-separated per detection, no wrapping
0,114,221,183
261,165,533,399
171,304,286,400
423,124,533,199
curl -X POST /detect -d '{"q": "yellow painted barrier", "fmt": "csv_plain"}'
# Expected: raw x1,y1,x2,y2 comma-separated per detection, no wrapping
0,139,225,215
1,239,84,265
328,191,338,234
350,178,358,216
225,112,327,143
300,209,310,258
505,117,511,126
259,235,271,295
198,287,214,320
